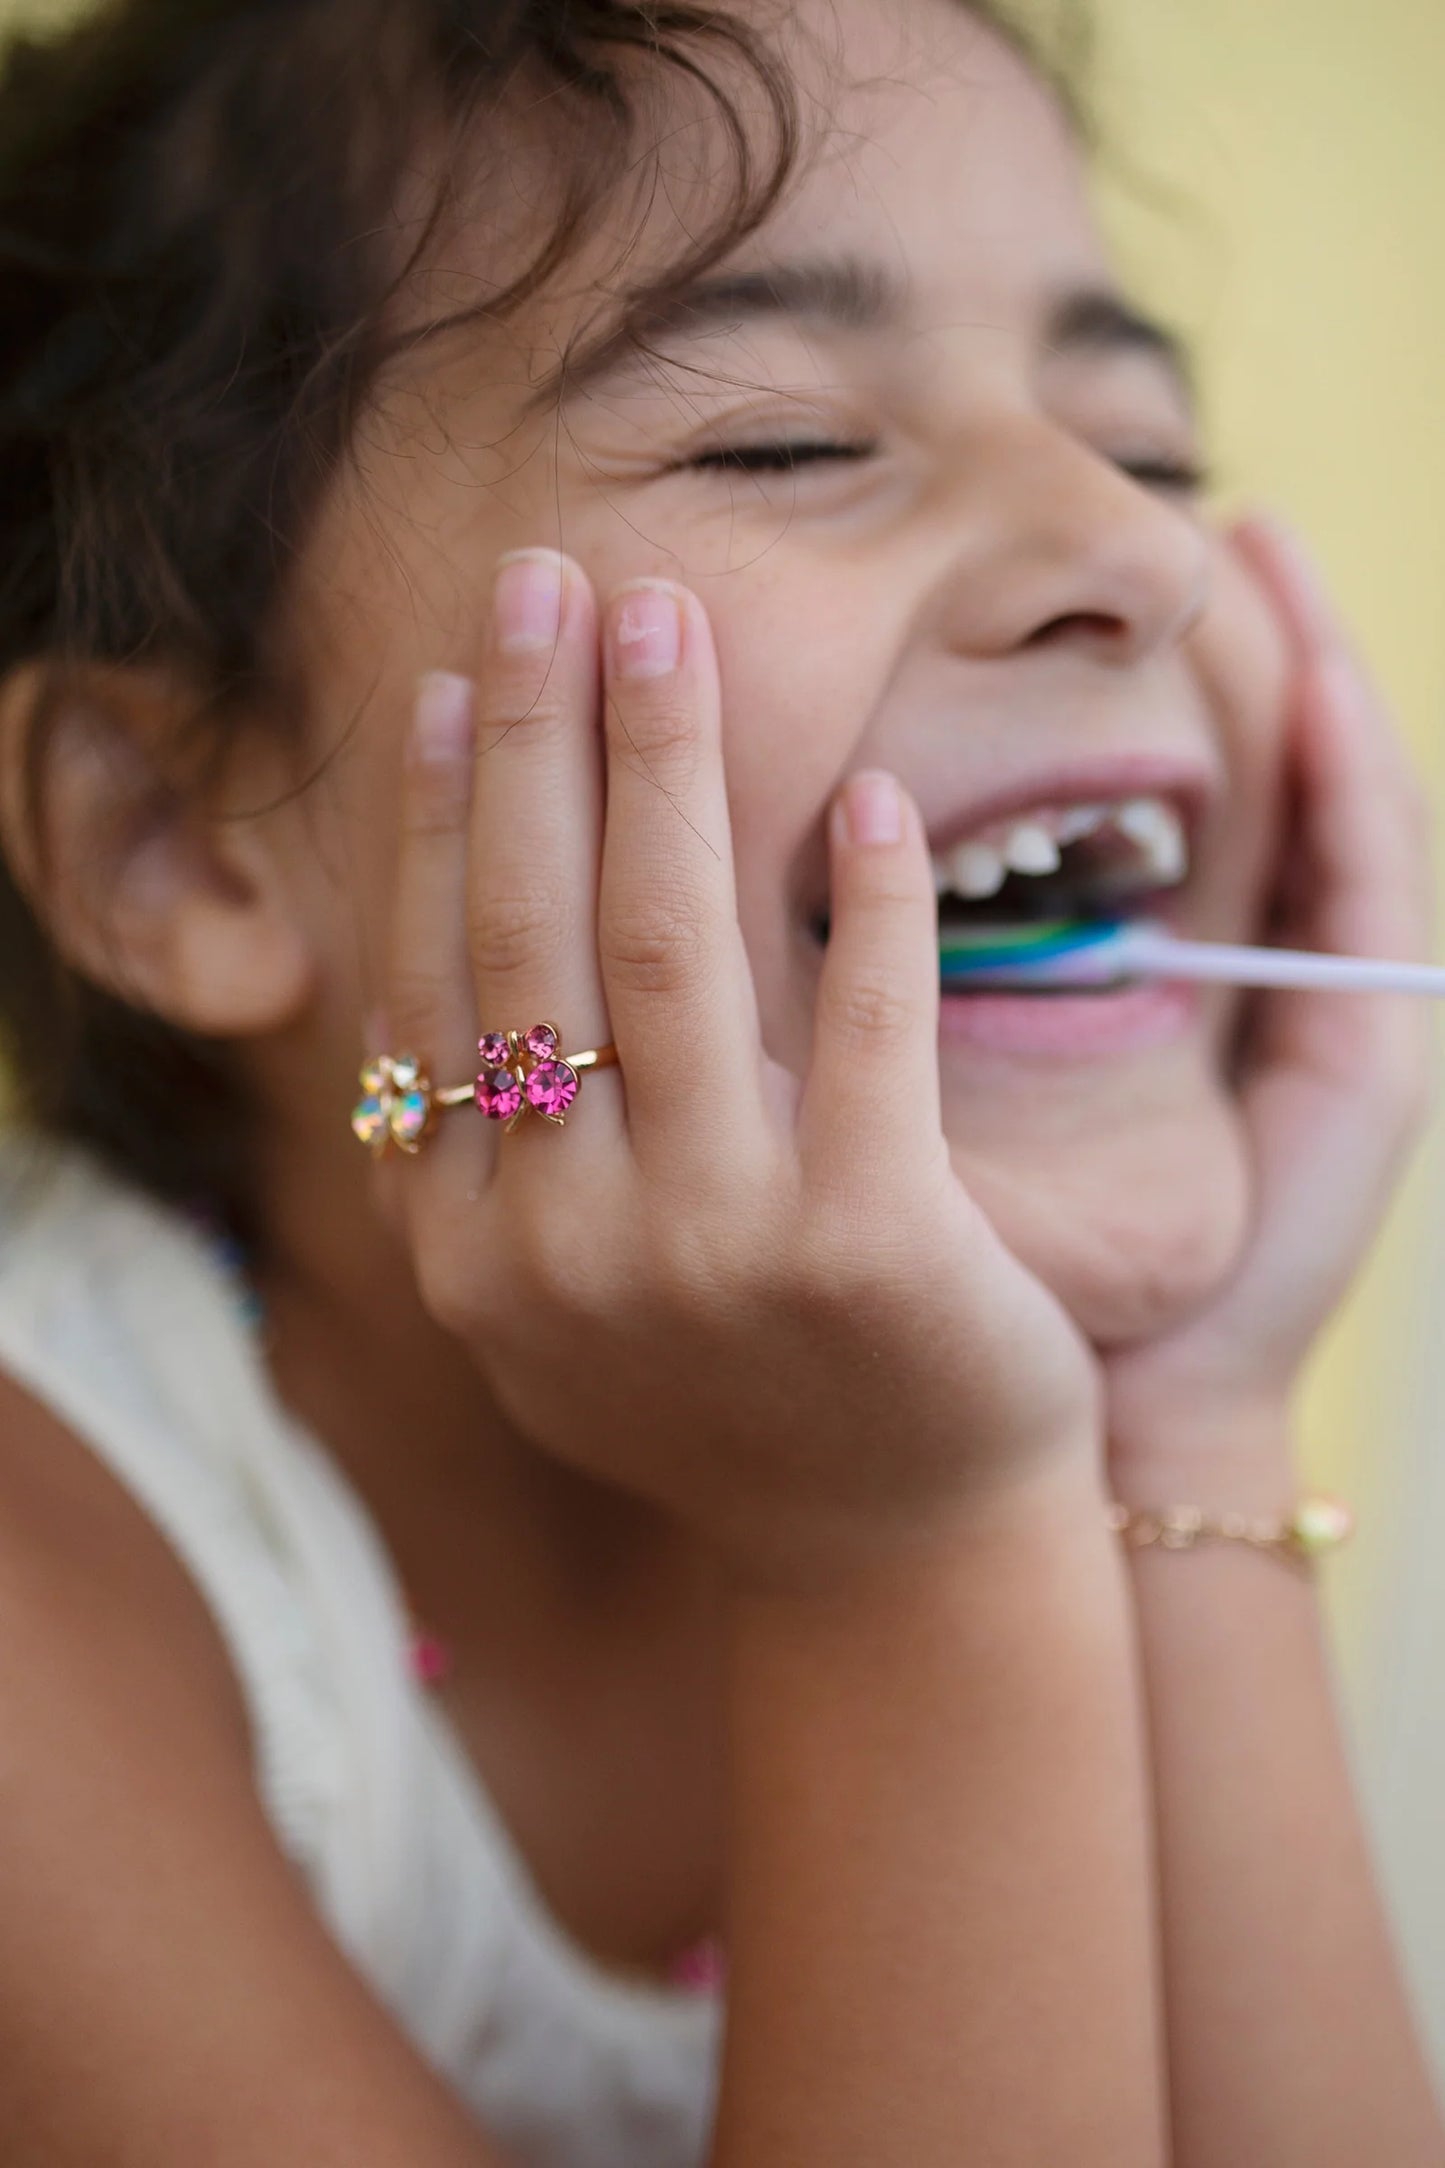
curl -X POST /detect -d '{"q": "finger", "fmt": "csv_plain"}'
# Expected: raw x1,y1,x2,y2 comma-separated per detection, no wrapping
1232,518,1433,980
1235,513,1383,690
383,669,488,1188
1233,517,1431,960
467,549,619,1146
596,579,768,1164
1225,522,1433,1249
798,771,943,1192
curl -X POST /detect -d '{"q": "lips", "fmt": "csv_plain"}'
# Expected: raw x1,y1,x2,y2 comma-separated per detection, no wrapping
938,981,1200,1058
798,750,1219,1059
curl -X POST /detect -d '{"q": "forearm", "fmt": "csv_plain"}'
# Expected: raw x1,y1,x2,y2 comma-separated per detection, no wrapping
1117,1424,1442,2167
710,1465,1165,2168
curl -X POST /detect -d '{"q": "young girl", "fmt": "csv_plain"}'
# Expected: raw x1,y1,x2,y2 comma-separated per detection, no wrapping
0,0,1438,2161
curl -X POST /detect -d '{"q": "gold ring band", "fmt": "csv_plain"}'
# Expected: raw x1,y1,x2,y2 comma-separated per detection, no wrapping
433,1045,616,1106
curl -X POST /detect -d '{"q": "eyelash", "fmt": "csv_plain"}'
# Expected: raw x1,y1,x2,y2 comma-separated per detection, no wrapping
684,439,1208,494
684,438,876,475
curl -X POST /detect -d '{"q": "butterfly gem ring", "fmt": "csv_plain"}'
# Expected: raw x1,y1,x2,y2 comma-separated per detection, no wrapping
351,1030,619,1156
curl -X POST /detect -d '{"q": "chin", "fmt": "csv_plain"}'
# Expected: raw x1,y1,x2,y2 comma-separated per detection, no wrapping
949,1092,1251,1347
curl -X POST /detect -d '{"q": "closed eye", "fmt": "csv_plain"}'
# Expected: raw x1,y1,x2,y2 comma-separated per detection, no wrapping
1115,454,1209,494
678,440,1204,494
683,438,878,475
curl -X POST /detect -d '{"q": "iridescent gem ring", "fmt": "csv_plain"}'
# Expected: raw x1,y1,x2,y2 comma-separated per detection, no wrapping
351,1027,619,1156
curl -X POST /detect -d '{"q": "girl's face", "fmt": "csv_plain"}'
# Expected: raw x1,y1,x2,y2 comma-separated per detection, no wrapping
291,0,1292,1342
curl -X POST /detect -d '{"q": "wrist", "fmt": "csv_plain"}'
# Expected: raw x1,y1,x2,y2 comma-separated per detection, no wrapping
1107,1396,1299,1514
724,1452,1116,1623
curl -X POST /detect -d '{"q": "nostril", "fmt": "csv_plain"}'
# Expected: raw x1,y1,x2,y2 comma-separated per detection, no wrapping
1027,611,1129,647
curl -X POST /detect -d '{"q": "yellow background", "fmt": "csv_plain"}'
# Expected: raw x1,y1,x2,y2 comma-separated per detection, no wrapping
1083,0,1445,2060
5,0,1445,2052
1084,0,1445,1674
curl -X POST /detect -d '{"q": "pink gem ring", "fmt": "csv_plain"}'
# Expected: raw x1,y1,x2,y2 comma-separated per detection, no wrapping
474,1023,618,1131
351,1031,618,1155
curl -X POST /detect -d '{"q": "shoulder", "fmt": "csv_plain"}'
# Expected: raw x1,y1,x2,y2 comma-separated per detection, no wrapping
0,1356,251,1758
0,1365,495,2165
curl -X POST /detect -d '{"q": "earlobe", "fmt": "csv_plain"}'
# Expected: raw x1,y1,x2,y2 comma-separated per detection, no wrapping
0,660,316,1039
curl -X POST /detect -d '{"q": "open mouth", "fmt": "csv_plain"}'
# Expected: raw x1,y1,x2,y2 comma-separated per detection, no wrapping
930,795,1188,995
812,792,1192,996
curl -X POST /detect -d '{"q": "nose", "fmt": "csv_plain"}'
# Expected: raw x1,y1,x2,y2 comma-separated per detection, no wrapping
929,417,1211,668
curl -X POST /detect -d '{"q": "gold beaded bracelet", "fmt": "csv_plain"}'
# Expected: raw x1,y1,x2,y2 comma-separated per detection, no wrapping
1106,1496,1354,1563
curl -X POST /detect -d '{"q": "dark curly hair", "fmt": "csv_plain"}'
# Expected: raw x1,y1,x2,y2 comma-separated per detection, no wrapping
0,0,1057,1242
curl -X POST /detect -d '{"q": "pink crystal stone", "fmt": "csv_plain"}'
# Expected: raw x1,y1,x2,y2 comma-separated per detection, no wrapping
524,1023,559,1060
408,1630,454,1688
476,1066,524,1120
524,1059,579,1119
668,1938,727,1994
479,1031,511,1067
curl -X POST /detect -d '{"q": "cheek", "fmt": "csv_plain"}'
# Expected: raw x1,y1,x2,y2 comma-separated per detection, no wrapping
953,1081,1252,1344
680,563,900,952
706,571,881,785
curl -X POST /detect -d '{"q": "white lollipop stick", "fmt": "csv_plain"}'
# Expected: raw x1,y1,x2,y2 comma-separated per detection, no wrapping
1116,923,1445,997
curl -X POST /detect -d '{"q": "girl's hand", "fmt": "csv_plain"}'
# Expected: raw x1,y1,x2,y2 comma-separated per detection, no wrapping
1105,518,1435,1489
377,552,1097,1592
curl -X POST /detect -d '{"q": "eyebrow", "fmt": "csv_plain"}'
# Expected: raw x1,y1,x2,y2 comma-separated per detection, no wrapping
531,252,1193,409
1043,288,1194,394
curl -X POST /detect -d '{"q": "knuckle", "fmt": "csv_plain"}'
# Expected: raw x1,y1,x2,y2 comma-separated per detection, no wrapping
796,1193,927,1299
402,766,467,841
607,687,702,775
649,1186,757,1285
817,963,914,1048
843,861,924,911
480,641,580,745
601,893,712,998
412,1241,479,1341
508,1213,604,1317
388,958,459,1030
476,669,574,748
468,877,574,983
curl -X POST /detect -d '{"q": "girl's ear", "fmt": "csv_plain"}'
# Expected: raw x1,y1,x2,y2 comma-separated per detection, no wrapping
0,662,317,1037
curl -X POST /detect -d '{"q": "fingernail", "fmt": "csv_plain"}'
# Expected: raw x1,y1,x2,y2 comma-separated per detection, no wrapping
837,770,903,847
413,671,474,762
494,550,567,654
607,582,683,680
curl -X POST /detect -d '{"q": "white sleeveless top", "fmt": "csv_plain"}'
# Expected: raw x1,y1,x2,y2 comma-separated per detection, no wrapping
0,1137,720,2168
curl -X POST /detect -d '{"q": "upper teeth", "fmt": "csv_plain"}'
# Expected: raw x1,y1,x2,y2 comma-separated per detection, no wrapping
1057,804,1108,844
932,795,1188,901
1002,821,1062,877
945,842,1011,899
1115,797,1188,882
